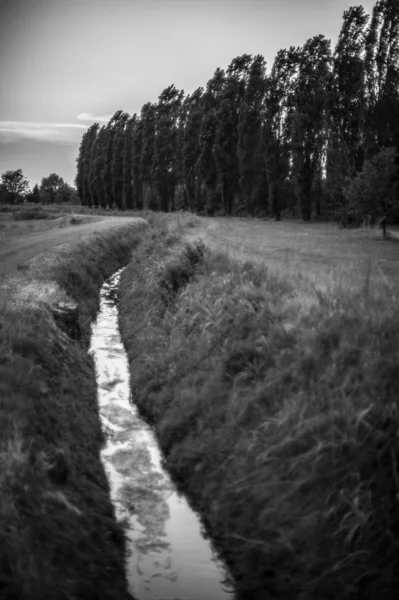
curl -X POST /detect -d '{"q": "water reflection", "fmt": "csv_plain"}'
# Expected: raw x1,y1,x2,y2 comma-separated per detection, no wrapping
90,269,234,600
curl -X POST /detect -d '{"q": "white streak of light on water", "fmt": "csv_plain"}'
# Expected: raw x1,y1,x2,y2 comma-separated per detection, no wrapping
89,269,234,600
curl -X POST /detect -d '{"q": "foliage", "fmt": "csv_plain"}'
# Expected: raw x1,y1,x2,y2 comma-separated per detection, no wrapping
342,146,399,232
39,173,77,204
263,47,300,219
237,55,266,215
180,88,204,211
1,169,29,203
152,85,184,212
291,35,332,221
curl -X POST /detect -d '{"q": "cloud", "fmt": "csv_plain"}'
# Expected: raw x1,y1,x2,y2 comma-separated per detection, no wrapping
77,112,111,123
0,121,86,143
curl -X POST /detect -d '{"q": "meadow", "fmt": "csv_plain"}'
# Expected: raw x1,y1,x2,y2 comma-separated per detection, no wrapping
118,213,399,599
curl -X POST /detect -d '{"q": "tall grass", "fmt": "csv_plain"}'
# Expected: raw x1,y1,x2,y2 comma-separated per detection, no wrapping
0,221,147,600
119,221,399,599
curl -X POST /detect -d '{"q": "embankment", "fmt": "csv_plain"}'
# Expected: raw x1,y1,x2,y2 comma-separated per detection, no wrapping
0,219,147,600
118,219,399,600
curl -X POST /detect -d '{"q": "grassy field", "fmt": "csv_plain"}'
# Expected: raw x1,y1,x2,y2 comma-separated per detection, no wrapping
0,205,104,238
0,219,147,599
188,217,399,295
118,214,399,599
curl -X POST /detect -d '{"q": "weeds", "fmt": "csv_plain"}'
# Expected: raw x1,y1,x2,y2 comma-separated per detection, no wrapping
12,206,57,220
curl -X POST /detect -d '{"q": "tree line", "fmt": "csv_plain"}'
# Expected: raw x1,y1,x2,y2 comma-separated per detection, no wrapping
75,0,398,224
0,170,79,205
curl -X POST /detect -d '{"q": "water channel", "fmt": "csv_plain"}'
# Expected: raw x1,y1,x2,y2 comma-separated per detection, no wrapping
89,269,234,600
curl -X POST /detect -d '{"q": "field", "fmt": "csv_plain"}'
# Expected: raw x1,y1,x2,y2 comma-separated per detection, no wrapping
118,213,399,599
188,216,399,295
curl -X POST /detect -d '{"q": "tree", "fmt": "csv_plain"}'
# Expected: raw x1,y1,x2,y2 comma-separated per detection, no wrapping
57,182,79,204
343,146,399,234
180,87,205,211
140,102,157,208
326,6,369,216
131,115,144,209
89,125,107,208
75,123,99,206
111,111,129,209
40,173,65,203
291,35,332,221
1,169,29,203
364,0,399,157
214,55,252,215
237,55,267,215
122,115,135,210
153,85,184,212
199,68,226,214
263,47,300,219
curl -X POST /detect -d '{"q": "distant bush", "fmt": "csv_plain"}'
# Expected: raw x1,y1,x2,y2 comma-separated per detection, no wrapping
12,207,57,220
24,191,41,204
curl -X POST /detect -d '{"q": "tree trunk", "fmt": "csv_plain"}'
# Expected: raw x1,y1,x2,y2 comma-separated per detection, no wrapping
206,186,216,215
269,180,281,221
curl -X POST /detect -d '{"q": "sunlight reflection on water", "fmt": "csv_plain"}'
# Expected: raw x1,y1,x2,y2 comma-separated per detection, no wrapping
89,268,234,600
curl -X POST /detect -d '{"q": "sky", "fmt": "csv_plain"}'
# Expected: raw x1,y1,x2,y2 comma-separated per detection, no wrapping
0,0,375,189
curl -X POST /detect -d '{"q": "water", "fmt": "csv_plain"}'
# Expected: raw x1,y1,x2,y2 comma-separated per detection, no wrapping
89,269,234,600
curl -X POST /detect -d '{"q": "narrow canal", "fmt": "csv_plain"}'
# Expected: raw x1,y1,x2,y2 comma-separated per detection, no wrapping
89,268,234,600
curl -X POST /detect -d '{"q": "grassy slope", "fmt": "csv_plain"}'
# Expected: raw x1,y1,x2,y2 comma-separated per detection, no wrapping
119,216,399,599
0,220,147,600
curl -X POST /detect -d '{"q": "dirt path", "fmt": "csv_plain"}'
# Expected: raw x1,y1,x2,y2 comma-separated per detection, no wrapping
0,216,143,277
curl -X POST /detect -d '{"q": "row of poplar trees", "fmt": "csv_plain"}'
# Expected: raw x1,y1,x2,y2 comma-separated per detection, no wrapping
75,0,399,221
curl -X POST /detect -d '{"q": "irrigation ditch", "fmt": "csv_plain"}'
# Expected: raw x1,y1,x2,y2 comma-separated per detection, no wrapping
90,268,233,599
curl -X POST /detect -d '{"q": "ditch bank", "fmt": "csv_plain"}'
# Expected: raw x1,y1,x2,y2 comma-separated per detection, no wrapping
118,221,399,600
0,220,147,600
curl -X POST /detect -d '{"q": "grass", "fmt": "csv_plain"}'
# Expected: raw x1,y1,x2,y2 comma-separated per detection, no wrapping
0,219,148,600
118,216,399,599
187,217,399,295
12,206,59,220
0,204,106,239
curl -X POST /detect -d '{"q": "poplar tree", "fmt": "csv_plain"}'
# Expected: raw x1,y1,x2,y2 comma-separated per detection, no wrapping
326,6,369,214
140,102,157,208
364,0,399,156
152,85,184,212
237,55,266,215
291,35,332,221
198,68,225,214
214,55,252,215
263,47,300,219
92,126,108,208
132,116,144,209
111,111,129,209
181,87,204,211
75,123,99,207
122,115,136,210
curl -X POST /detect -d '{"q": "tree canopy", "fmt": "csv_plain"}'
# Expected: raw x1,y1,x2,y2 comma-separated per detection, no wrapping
1,169,29,203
